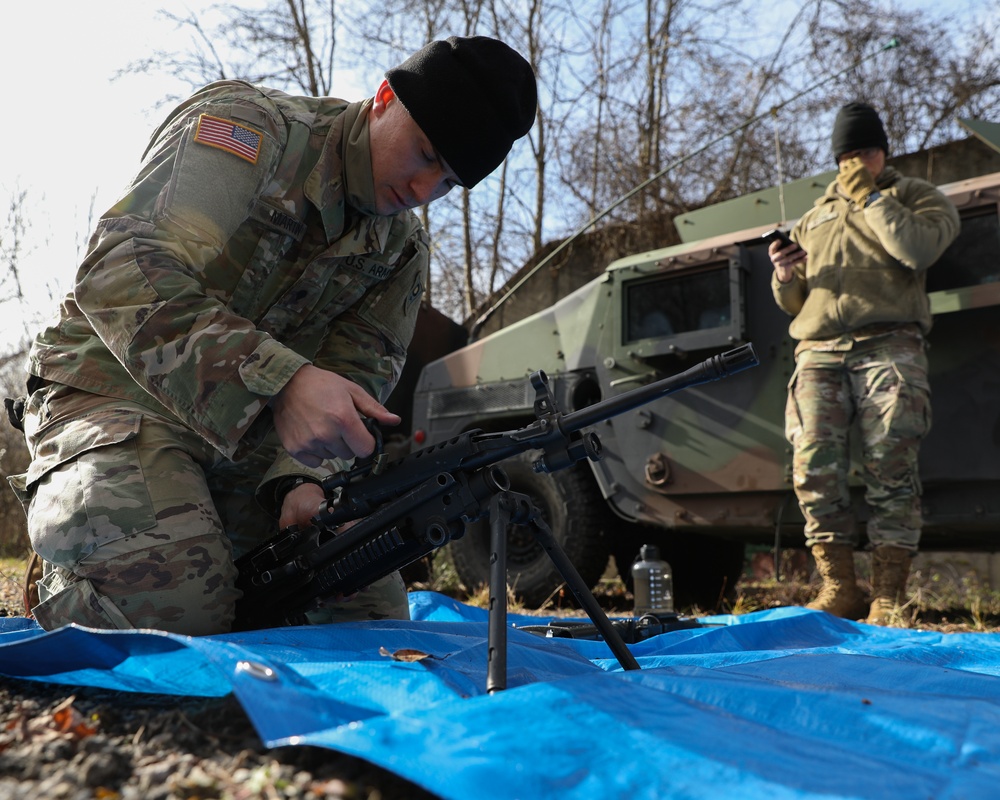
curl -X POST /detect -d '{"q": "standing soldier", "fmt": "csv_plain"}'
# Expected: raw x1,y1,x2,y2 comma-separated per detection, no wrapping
11,36,537,635
768,102,960,624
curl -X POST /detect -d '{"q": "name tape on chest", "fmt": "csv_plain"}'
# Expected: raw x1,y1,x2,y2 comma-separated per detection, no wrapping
250,202,307,241
194,114,263,164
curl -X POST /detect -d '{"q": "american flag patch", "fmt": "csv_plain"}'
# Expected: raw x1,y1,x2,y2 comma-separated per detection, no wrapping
193,114,263,164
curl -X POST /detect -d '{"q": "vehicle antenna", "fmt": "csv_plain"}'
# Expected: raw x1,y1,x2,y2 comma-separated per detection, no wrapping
470,37,901,339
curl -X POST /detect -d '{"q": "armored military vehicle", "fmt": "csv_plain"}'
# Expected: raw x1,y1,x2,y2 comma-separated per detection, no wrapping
408,120,1000,609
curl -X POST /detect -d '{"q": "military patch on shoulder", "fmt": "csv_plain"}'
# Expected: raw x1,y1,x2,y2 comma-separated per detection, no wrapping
194,114,263,164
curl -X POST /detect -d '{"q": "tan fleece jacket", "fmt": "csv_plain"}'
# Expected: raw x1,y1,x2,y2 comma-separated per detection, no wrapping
771,165,960,342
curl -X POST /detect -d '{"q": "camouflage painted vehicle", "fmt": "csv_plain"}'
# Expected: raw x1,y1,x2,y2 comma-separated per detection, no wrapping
408,120,1000,609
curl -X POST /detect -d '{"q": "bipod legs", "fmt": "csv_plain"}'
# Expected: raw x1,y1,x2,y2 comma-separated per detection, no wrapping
486,489,640,694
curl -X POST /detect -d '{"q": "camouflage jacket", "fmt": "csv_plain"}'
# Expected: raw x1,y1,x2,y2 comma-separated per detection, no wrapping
28,80,429,482
772,166,960,343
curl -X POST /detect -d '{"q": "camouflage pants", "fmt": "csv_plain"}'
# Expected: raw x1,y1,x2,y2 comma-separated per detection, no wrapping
10,383,409,635
785,335,931,550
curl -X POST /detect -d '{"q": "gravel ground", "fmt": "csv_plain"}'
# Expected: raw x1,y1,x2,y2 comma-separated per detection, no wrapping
0,684,439,800
0,562,439,800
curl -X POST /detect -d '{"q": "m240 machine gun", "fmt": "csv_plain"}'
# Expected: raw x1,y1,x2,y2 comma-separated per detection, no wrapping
234,344,759,690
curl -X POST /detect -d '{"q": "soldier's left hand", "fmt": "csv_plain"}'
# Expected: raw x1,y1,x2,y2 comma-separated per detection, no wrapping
278,480,326,529
278,489,362,602
838,157,878,205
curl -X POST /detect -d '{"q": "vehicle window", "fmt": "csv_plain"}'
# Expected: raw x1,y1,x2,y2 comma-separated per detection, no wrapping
624,264,730,343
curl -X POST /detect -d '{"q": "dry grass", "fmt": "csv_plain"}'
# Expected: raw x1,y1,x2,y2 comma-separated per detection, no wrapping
5,549,1000,633
730,548,1000,633
428,547,1000,633
0,556,24,618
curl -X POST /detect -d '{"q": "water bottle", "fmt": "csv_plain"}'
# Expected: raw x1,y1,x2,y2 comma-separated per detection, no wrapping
632,544,674,616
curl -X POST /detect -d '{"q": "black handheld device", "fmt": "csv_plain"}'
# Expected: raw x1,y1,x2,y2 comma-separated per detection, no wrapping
761,228,803,253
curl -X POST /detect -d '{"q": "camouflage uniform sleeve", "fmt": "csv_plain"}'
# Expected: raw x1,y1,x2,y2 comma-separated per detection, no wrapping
73,85,308,456
864,179,961,271
258,229,430,496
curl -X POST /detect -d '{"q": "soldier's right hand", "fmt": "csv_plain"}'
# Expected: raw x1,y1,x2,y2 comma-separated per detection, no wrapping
768,240,806,284
272,365,401,467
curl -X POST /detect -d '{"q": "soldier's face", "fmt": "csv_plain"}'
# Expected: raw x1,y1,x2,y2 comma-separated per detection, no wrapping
368,82,461,215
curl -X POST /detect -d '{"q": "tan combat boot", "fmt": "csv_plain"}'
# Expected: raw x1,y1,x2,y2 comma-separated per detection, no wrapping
866,545,913,625
807,543,868,619
23,552,42,618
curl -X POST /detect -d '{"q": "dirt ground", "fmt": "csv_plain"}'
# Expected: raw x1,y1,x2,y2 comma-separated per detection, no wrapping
0,560,437,800
1,551,998,799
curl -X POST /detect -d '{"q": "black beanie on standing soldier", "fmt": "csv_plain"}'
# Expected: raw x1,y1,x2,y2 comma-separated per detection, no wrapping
830,101,890,161
386,36,538,188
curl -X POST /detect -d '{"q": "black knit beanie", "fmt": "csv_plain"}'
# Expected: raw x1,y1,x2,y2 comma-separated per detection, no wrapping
831,102,889,160
386,36,537,188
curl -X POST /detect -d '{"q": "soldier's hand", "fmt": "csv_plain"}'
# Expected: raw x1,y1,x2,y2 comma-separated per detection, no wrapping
278,480,326,529
838,156,878,205
272,365,401,467
768,240,806,284
275,506,361,603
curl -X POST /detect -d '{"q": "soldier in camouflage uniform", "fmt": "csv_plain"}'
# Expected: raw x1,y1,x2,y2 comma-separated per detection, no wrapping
769,103,960,624
9,36,537,635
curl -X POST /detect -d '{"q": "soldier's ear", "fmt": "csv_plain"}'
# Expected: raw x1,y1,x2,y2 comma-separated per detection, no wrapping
372,80,397,117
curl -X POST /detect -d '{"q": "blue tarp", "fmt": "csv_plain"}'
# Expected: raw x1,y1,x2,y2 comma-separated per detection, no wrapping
2,592,999,799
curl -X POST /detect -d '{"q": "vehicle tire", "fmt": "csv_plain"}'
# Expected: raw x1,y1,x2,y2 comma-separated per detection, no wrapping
612,530,745,612
448,454,611,608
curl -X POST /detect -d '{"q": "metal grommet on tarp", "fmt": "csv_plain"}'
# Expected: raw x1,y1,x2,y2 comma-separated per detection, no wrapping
235,660,277,681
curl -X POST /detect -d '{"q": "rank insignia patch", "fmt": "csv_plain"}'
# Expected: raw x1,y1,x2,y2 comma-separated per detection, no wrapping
194,114,263,164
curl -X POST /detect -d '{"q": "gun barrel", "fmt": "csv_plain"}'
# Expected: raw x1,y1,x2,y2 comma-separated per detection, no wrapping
559,343,758,434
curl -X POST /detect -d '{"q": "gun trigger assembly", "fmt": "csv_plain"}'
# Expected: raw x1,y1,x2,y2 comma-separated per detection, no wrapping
357,418,388,476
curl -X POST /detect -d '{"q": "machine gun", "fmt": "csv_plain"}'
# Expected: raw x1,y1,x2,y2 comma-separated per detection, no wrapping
233,343,758,689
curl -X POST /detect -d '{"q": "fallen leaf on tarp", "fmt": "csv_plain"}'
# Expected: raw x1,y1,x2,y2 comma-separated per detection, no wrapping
378,646,435,662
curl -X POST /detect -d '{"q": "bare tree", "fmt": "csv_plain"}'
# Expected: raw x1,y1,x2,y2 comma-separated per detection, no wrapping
557,0,772,222
0,189,33,556
559,0,1000,230
801,0,1000,157
345,0,556,317
0,189,28,315
586,0,616,218
121,0,340,99
115,0,1000,322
